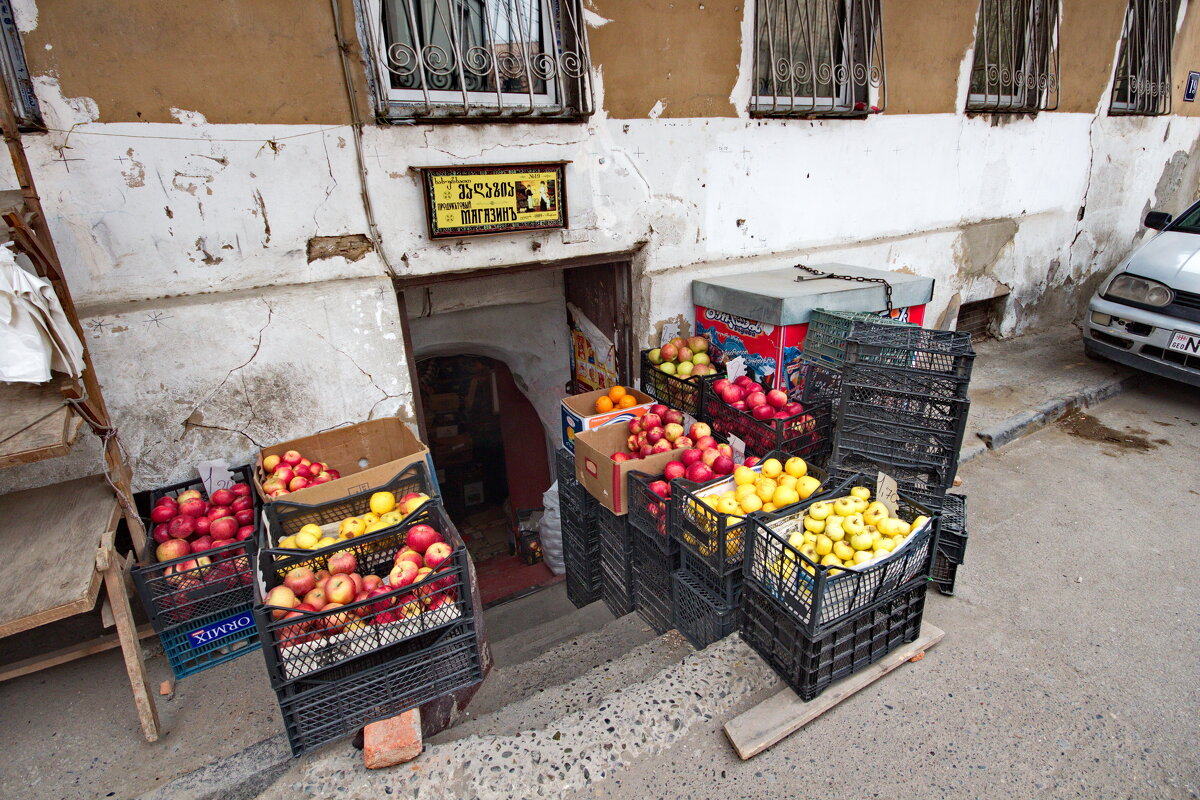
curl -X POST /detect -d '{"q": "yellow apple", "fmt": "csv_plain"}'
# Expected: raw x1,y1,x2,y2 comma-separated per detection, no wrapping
733,466,757,486
849,486,871,501
843,514,866,535
784,457,807,478
369,491,396,516
803,515,825,534
814,534,833,556
833,497,857,516
796,475,822,500
760,458,783,479
807,501,833,520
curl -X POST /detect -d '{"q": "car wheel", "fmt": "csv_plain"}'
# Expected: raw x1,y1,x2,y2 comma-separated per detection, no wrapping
1083,340,1109,363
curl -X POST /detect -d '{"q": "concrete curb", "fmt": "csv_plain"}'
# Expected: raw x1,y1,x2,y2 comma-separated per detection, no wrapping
972,372,1142,454
136,734,292,800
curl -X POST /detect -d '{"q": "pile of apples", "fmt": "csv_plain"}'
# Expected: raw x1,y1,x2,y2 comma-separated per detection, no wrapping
273,490,431,555
695,457,823,517
647,335,716,380
264,522,458,648
710,375,807,422
771,486,931,578
260,449,342,498
151,483,256,585
611,408,737,477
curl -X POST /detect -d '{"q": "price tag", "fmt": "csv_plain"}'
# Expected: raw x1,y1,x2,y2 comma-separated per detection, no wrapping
876,471,900,516
659,322,681,346
197,459,235,498
729,434,746,464
725,356,747,382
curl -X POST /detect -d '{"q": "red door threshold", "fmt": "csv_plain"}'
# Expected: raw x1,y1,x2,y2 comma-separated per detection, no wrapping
475,555,563,607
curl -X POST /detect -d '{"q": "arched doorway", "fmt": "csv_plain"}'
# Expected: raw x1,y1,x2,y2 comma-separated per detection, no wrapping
416,354,557,606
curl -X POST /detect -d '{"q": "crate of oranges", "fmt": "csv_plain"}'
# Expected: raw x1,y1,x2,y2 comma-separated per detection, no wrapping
560,384,657,453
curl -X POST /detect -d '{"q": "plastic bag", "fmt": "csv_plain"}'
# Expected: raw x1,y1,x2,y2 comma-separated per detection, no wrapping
538,482,565,575
0,244,84,383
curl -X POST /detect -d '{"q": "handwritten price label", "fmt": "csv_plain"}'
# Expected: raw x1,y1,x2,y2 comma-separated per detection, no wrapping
876,471,900,516
725,356,747,382
660,322,681,346
729,434,746,464
197,460,235,498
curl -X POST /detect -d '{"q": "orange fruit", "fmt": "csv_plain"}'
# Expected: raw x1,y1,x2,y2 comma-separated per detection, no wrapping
618,394,637,408
594,396,614,413
608,385,627,403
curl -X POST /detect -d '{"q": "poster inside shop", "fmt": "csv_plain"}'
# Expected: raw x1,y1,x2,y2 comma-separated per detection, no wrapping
421,162,568,239
570,328,618,394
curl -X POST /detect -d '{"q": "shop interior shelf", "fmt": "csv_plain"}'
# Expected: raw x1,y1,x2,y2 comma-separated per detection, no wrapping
0,377,85,469
0,476,120,638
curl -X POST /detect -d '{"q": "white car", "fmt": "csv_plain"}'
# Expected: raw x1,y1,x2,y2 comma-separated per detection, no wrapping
1084,202,1200,387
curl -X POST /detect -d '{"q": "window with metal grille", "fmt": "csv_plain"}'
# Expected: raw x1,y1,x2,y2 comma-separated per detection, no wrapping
1109,0,1180,116
0,0,40,129
750,0,885,118
966,0,1060,113
361,0,594,121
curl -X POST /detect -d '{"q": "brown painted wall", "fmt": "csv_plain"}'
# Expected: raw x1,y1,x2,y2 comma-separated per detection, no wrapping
22,0,358,124
883,0,977,114
588,0,742,118
1171,1,1200,116
1055,0,1128,113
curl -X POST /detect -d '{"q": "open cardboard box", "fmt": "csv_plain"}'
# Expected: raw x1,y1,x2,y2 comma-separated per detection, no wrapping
560,387,656,453
573,423,679,515
255,418,432,505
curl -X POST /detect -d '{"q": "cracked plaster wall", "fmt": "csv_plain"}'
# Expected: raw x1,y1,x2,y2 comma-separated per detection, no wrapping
5,5,1200,491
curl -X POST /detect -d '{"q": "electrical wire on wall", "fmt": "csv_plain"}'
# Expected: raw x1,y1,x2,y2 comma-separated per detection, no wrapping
330,0,400,280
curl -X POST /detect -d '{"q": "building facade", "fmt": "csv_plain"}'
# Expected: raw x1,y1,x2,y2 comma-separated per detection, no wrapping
2,0,1198,492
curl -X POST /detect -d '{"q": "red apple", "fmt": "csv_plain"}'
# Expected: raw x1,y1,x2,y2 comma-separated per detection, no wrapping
389,560,419,588
659,343,678,362
745,391,767,409
327,550,358,575
663,461,687,481
611,452,631,463
628,419,642,435
716,443,733,457
209,516,238,540
167,515,195,540
394,548,424,570
396,593,423,619
626,434,640,452
156,538,191,562
774,411,792,419
264,586,298,619
155,495,178,509
649,404,669,418
405,524,443,554
210,488,235,507
752,403,775,420
262,454,282,472
662,423,684,442
648,480,671,499
311,472,333,485
178,498,207,518
348,573,364,595
645,426,665,445
366,585,396,615
693,435,716,451
679,448,704,466
783,402,804,416
650,440,672,454
236,525,255,541
731,400,748,411
303,587,327,610
326,469,341,480
316,605,353,637
284,566,317,596
640,413,662,431
363,574,383,592
673,436,694,450
292,464,312,479
325,574,355,605
281,450,303,466
288,476,310,492
639,444,654,458
685,462,714,483
177,489,203,503
272,465,295,483
733,375,753,387
231,482,252,498
152,524,171,544
743,456,761,468
662,409,684,426
423,542,453,571
207,505,233,521
189,535,214,554
309,462,326,474
150,504,176,524
720,385,744,404
767,389,788,409
234,508,255,526
701,448,721,468
231,496,254,513
712,378,731,395
712,454,735,475
269,488,289,498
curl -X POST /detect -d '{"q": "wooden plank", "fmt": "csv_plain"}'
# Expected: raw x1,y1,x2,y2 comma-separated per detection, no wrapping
103,553,161,742
0,379,84,469
0,623,155,683
0,477,118,638
724,624,945,760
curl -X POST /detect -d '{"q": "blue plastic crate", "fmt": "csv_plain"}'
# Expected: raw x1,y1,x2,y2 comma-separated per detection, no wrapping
159,602,261,680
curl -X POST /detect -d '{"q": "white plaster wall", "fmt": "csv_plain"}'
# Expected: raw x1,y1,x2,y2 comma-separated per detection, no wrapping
6,9,1199,491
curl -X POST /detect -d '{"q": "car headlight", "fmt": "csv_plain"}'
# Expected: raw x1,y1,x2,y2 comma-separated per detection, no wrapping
1103,274,1174,307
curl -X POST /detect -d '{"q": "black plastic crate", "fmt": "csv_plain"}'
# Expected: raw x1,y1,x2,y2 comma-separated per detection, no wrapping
740,579,927,702
256,502,475,688
562,491,602,609
931,493,967,596
556,447,585,501
828,453,951,513
626,471,677,555
673,570,740,649
742,473,938,637
832,414,965,478
597,505,635,617
678,548,744,607
701,378,833,461
844,327,975,398
800,309,917,369
640,349,706,418
261,461,436,567
797,361,843,405
630,526,677,634
275,621,481,757
670,455,831,579
838,380,971,436
132,466,261,679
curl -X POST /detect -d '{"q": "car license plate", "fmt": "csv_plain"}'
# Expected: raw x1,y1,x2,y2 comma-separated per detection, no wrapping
1168,331,1200,355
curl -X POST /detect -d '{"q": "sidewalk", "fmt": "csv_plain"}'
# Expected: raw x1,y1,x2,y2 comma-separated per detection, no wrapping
0,324,1142,800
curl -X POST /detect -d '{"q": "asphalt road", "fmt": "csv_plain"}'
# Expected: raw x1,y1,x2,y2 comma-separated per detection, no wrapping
597,376,1200,799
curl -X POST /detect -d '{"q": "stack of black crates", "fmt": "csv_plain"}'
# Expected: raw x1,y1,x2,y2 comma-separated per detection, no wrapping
802,312,973,596
625,471,678,634
254,463,483,757
739,472,938,700
557,447,602,609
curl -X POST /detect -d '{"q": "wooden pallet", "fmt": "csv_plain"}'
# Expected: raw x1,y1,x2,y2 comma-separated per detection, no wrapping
724,624,944,760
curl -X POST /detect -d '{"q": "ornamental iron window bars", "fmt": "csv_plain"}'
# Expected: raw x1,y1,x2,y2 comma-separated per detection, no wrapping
1110,0,1180,116
966,0,1060,113
362,0,593,120
750,0,886,118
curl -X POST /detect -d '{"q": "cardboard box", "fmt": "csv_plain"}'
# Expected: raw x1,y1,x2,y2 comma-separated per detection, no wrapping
255,418,431,504
432,433,473,465
573,424,679,515
560,387,656,453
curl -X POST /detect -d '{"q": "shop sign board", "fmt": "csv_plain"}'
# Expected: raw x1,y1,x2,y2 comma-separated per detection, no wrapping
419,162,568,239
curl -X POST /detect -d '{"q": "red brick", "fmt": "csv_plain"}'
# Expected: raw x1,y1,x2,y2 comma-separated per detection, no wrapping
363,709,422,769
